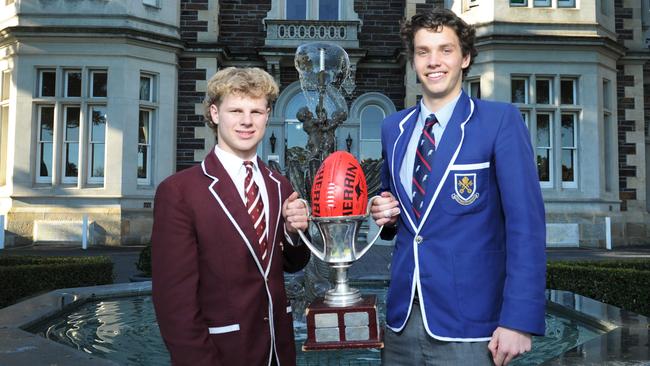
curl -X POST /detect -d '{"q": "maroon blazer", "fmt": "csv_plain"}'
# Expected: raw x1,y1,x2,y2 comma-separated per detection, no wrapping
152,150,310,366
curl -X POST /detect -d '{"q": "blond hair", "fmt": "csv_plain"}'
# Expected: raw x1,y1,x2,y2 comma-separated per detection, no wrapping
203,67,279,132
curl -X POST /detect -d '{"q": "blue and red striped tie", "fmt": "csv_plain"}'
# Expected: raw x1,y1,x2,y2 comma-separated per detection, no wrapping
412,114,437,221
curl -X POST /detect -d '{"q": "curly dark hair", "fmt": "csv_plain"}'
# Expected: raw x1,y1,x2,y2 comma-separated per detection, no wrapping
400,8,478,77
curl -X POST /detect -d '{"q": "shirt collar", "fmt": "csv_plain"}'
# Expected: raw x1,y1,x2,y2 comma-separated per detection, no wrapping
214,145,259,176
419,91,462,128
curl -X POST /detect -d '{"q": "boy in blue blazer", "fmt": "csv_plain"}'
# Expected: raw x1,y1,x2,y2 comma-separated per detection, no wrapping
370,8,546,366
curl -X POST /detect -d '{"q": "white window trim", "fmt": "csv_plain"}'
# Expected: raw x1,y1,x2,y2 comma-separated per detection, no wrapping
38,70,56,98
90,70,108,99
138,109,153,185
64,70,82,98
511,76,529,104
535,78,552,105
557,0,576,8
560,113,578,189
359,104,385,160
536,112,554,188
36,105,55,184
284,0,341,20
560,78,577,105
140,74,155,103
62,105,81,184
87,105,107,184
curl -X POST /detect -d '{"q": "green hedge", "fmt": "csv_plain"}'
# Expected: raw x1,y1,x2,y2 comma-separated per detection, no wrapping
0,256,113,308
547,260,650,317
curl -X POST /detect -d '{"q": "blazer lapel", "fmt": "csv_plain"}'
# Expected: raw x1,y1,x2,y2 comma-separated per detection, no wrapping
390,106,420,230
417,92,475,230
201,151,266,275
260,158,282,275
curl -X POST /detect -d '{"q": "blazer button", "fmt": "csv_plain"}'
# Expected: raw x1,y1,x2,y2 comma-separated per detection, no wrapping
263,316,269,322
415,236,423,244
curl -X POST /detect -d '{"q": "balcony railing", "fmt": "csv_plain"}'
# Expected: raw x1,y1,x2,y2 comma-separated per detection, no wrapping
264,19,360,48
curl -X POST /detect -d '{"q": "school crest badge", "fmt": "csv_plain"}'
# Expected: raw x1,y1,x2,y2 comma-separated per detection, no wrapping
451,173,479,205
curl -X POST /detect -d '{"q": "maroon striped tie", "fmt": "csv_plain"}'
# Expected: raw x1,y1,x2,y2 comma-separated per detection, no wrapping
243,161,268,266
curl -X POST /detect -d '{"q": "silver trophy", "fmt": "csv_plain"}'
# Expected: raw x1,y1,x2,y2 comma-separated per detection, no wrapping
297,197,383,307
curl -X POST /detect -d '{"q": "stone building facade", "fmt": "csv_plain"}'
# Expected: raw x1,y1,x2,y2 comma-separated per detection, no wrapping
0,0,648,247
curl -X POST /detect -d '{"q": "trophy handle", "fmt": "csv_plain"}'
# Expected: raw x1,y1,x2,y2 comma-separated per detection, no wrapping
295,198,327,261
354,196,385,260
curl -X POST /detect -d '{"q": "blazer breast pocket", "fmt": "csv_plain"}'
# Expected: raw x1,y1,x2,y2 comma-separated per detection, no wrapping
440,161,490,216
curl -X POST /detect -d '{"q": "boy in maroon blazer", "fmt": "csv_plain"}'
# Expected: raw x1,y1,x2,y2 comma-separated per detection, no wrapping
152,67,311,366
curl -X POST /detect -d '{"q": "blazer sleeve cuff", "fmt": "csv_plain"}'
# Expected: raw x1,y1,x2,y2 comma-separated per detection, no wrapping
498,296,546,336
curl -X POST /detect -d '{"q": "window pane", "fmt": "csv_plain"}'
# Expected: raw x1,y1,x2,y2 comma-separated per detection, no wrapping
602,79,611,109
360,105,383,140
510,0,526,5
536,149,549,181
66,71,82,97
319,0,338,20
40,107,54,142
138,145,148,179
558,0,575,7
286,0,306,20
533,0,551,6
470,81,481,99
1,71,9,101
139,110,150,144
40,143,53,177
287,121,307,148
140,76,151,101
91,107,107,141
535,79,550,104
536,114,550,146
92,72,107,97
560,79,575,104
561,114,575,147
91,144,105,178
511,79,527,103
40,71,56,97
65,107,80,140
65,142,79,177
561,150,574,182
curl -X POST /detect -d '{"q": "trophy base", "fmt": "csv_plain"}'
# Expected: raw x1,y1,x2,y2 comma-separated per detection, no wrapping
303,294,383,351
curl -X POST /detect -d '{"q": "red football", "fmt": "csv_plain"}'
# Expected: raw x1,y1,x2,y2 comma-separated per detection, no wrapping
311,151,368,217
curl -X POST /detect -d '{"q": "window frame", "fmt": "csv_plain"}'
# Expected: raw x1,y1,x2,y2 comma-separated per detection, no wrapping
64,70,82,98
557,0,576,8
61,105,81,184
36,105,56,183
511,76,529,104
90,70,108,99
138,109,153,185
560,112,578,188
535,111,554,188
38,69,57,98
560,78,577,105
87,105,107,184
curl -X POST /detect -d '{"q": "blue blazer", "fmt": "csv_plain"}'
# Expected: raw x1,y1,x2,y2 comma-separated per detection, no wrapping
380,91,546,340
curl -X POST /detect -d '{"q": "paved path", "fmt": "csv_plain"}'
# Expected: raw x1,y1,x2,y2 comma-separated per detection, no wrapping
2,243,650,284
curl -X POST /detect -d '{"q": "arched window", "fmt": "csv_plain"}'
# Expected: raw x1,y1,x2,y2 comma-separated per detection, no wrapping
285,92,308,148
360,105,384,160
350,92,396,161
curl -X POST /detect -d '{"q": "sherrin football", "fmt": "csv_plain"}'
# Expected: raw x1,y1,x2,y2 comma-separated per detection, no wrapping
311,151,368,217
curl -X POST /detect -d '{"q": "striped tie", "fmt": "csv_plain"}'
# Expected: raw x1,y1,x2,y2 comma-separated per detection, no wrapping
412,114,438,221
244,161,268,266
